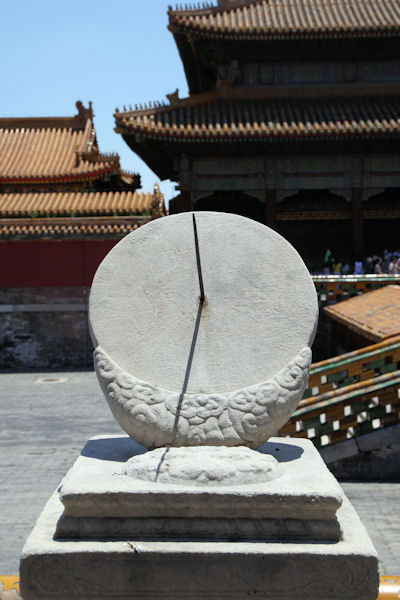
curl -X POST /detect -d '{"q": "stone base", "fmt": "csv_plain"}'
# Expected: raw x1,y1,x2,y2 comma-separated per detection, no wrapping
56,436,343,542
20,436,379,600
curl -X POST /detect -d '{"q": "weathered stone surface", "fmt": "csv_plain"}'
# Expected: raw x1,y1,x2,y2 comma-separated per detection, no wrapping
94,344,311,449
89,212,318,448
56,513,342,542
20,437,379,600
58,436,343,522
17,210,380,599
56,438,343,543
124,445,281,485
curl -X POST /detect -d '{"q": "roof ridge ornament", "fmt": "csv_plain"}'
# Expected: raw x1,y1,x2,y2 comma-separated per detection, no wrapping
74,101,94,128
151,182,165,218
169,0,255,15
166,88,181,106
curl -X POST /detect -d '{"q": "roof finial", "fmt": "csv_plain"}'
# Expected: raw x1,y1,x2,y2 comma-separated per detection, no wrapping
166,88,180,106
74,100,94,127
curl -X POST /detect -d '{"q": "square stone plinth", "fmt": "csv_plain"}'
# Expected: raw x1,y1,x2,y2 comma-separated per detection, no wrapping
19,436,379,600
56,435,343,541
20,494,379,600
57,436,343,541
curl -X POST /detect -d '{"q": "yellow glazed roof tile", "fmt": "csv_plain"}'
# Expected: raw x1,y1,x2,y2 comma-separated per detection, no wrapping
0,103,120,183
0,189,164,218
169,0,400,39
325,285,400,341
116,96,400,142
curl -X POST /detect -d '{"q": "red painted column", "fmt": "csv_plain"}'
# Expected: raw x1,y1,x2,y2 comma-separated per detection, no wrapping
265,189,277,230
351,187,364,259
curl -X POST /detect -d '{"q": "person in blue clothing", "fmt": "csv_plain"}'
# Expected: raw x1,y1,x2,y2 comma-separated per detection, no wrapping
354,260,364,275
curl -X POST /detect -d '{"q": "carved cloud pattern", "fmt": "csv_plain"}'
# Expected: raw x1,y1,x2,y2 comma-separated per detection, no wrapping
94,345,311,450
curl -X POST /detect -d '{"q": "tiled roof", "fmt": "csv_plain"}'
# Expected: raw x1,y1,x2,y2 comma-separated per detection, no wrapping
0,185,166,240
168,0,400,40
0,190,162,217
0,217,148,240
0,103,120,184
116,95,400,142
324,285,400,342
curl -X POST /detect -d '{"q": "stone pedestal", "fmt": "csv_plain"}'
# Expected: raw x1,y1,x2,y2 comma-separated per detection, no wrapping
20,436,379,600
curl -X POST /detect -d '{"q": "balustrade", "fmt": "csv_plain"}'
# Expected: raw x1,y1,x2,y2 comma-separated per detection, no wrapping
281,335,400,447
312,274,400,302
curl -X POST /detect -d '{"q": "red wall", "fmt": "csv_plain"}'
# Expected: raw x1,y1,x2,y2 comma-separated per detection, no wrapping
0,240,118,287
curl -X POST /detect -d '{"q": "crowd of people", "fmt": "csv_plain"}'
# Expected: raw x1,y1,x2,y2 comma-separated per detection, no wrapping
313,249,400,275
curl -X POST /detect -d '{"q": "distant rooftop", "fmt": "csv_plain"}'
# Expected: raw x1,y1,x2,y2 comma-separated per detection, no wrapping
116,95,400,143
325,285,400,342
168,0,400,40
0,101,166,240
0,101,135,185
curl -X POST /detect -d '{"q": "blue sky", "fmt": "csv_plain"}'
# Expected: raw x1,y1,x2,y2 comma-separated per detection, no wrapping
0,1,190,204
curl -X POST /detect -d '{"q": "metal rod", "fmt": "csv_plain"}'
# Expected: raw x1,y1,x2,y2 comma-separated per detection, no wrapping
192,214,205,303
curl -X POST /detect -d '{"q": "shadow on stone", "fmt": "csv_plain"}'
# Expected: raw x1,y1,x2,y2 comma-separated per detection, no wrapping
173,300,204,437
259,441,304,463
80,436,147,462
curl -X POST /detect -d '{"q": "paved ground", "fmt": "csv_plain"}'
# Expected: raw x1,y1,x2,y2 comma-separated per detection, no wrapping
0,371,399,576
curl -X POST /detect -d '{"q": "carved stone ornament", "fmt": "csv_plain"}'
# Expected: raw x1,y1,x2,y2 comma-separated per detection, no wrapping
89,212,318,450
94,344,311,449
124,445,282,485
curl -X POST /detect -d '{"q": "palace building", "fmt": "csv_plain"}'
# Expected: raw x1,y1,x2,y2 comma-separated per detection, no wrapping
115,0,400,265
0,101,165,367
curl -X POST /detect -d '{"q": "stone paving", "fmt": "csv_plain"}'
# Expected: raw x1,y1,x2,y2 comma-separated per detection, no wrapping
0,371,399,576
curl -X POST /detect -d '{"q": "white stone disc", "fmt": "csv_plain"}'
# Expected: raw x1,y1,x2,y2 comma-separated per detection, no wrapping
89,212,318,448
89,212,317,395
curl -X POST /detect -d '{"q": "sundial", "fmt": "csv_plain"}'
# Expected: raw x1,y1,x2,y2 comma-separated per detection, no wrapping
21,211,379,600
89,211,318,450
